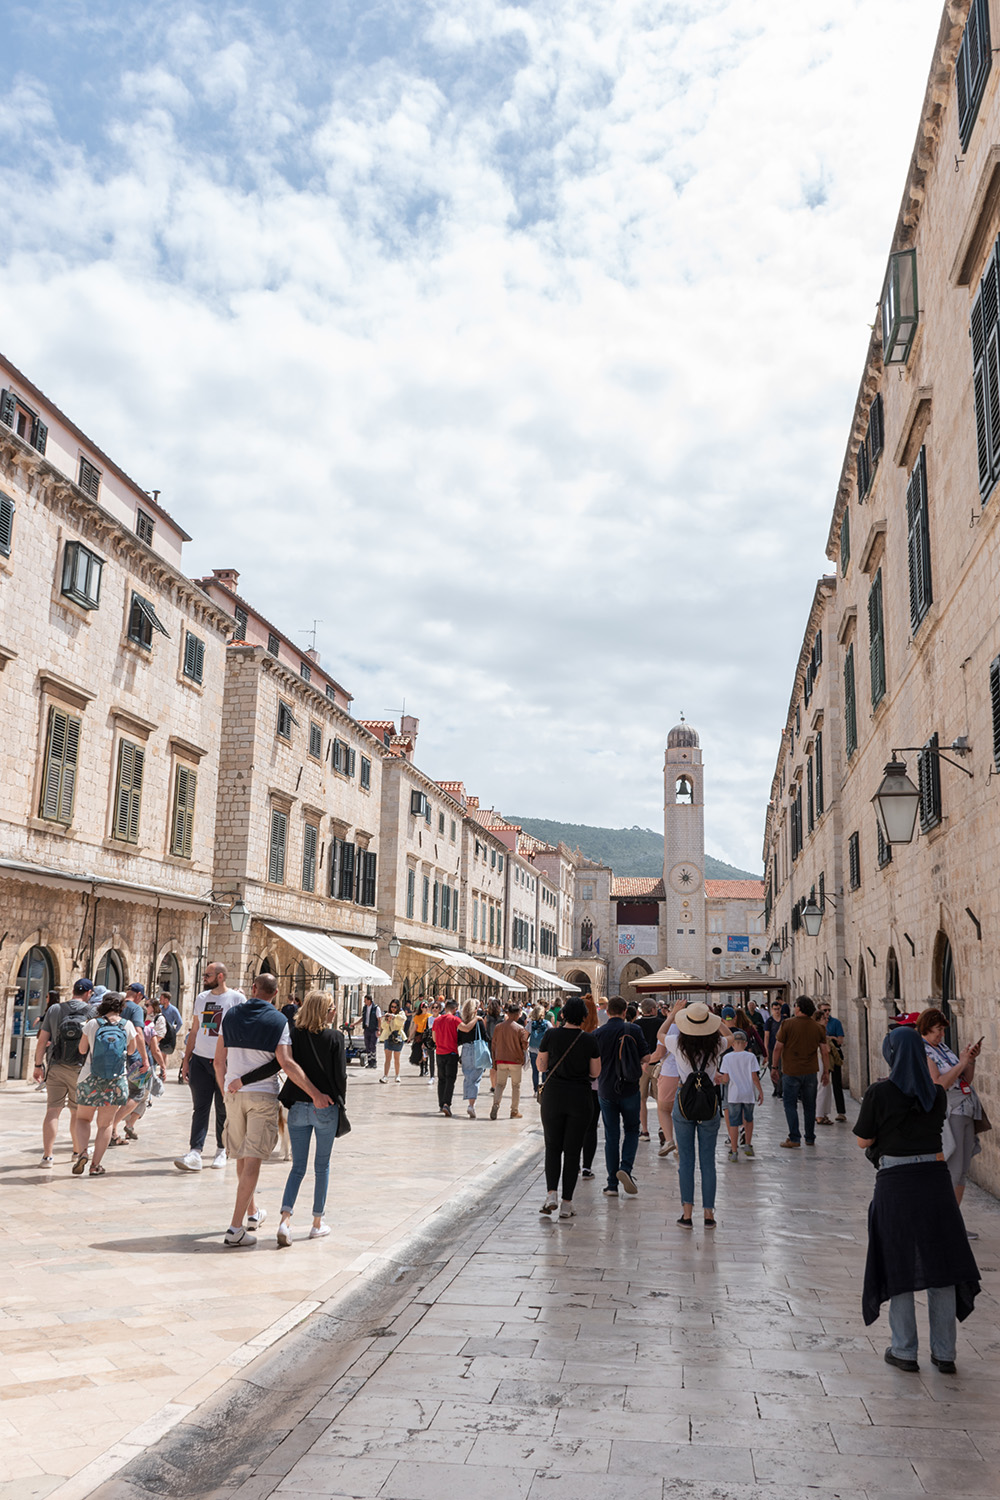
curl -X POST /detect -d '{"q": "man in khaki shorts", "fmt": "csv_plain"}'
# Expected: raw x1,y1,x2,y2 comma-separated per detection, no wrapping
31,979,95,1167
214,973,333,1247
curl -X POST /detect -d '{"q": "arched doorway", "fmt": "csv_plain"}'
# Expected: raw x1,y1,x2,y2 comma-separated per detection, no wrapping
619,958,653,1001
885,948,900,1007
933,932,956,1042
10,946,54,1078
157,952,181,1007
95,948,125,992
566,970,591,994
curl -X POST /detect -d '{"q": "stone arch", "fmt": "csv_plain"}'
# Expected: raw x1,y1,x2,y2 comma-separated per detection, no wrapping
9,944,57,1080
94,946,127,992
619,958,653,1001
675,775,693,804
566,970,591,994
857,952,868,999
885,946,901,1004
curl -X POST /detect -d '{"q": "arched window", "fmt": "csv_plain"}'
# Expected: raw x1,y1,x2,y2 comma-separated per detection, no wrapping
581,918,593,952
294,961,307,1000
933,932,956,1037
10,946,54,1078
675,776,693,804
857,955,867,999
157,952,181,1006
259,955,275,975
95,949,125,992
885,947,900,1004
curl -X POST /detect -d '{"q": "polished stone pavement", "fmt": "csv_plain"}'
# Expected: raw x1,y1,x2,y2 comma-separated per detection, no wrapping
88,1090,1000,1500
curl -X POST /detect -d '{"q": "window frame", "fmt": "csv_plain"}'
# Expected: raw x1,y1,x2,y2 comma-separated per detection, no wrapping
170,763,197,858
302,822,319,893
61,540,104,610
0,493,14,557
182,630,205,684
78,456,101,499
868,569,886,709
906,446,933,633
277,701,298,740
111,738,145,844
39,705,81,826
127,591,170,650
268,807,289,884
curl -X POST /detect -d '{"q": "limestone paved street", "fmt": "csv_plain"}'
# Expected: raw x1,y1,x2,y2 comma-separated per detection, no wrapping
82,1091,1000,1500
0,1066,539,1498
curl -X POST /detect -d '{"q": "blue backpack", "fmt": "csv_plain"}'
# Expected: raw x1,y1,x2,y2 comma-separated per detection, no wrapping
530,1018,549,1050
91,1020,127,1079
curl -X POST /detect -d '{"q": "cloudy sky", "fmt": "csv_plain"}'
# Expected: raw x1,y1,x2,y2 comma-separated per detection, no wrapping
2,0,944,871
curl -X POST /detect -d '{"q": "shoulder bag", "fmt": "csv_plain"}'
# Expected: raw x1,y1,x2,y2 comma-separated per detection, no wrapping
536,1029,585,1104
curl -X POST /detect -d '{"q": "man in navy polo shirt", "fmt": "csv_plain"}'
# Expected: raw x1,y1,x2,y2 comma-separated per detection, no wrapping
594,996,650,1197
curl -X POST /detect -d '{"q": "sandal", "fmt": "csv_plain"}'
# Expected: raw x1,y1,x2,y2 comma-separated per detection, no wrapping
677,1215,693,1228
89,1164,107,1177
108,1136,127,1147
124,1125,139,1141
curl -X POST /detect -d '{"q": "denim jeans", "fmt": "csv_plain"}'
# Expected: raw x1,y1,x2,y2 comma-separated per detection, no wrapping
889,1286,956,1362
461,1047,485,1101
529,1052,542,1092
281,1100,340,1218
600,1092,641,1187
781,1072,818,1143
672,1103,722,1209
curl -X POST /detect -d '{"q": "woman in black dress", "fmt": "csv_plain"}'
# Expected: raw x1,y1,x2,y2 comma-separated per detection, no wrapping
535,996,601,1219
854,1025,980,1373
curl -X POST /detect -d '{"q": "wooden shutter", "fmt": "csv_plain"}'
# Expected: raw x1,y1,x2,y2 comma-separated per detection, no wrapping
40,707,81,824
113,740,144,843
183,632,205,683
0,390,15,428
848,832,861,890
422,876,429,922
990,656,1000,770
433,881,440,926
302,824,318,892
918,734,941,831
31,416,48,455
0,494,13,556
361,756,371,789
815,731,824,817
347,748,356,778
906,448,933,631
339,841,355,900
958,0,992,149
971,279,991,495
868,393,884,467
363,851,377,907
329,837,342,897
840,510,850,573
452,889,459,931
868,570,886,707
309,723,322,758
844,645,857,758
268,808,288,884
407,869,415,917
171,765,197,857
440,885,450,929
806,756,814,833
857,438,870,501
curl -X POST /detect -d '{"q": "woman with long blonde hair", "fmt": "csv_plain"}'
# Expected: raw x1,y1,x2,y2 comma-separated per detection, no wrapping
457,998,490,1118
276,990,347,1248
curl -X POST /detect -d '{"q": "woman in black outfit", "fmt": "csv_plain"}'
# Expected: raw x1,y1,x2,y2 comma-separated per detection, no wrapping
536,996,601,1219
854,1025,980,1373
276,990,347,1248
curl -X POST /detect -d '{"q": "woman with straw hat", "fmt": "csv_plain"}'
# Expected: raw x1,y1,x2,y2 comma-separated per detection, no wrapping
654,1000,732,1229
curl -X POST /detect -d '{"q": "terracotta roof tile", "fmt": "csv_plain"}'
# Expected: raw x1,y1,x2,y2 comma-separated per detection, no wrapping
611,877,665,899
704,880,765,899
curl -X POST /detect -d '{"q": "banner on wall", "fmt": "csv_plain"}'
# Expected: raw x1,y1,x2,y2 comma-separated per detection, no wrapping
618,926,659,957
727,935,750,952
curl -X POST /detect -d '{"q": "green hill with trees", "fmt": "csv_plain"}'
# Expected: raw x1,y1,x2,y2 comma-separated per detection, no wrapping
507,817,760,881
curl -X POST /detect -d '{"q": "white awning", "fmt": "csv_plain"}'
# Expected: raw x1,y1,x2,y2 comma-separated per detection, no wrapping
514,964,581,993
263,923,393,986
407,946,527,992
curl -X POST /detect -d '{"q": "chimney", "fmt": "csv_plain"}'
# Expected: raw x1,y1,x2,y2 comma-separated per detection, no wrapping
400,714,419,748
467,795,479,808
306,647,320,664
212,567,240,590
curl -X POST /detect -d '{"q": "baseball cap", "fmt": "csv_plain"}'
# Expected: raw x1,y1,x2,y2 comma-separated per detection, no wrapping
73,978,94,995
127,982,146,997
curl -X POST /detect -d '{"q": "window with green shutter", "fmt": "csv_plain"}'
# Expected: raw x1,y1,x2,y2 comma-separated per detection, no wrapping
0,493,14,557
433,881,440,926
308,722,322,759
844,645,857,758
815,730,824,817
112,739,145,843
128,592,169,650
183,631,205,684
840,510,850,575
406,868,416,918
868,569,886,708
302,823,318,892
848,832,861,891
971,239,1000,500
918,734,942,832
906,448,933,632
39,707,81,825
170,765,197,858
361,756,371,790
338,841,355,901
422,876,430,922
268,808,288,884
361,851,377,907
78,456,101,498
877,818,892,869
957,0,991,150
991,655,1000,771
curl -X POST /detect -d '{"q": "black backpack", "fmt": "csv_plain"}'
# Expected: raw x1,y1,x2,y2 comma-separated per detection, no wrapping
159,1017,178,1055
677,1067,719,1122
51,1003,89,1066
613,1030,644,1093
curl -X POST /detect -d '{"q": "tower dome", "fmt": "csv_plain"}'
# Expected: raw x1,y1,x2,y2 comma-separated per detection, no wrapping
667,717,699,750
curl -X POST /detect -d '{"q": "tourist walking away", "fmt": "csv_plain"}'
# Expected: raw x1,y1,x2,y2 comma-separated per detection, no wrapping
919,1008,986,1219
580,993,602,1179
457,1000,490,1117
490,1001,530,1119
409,1000,432,1076
176,962,245,1172
433,998,461,1116
361,995,381,1068
815,1002,846,1121
536,996,601,1218
379,999,407,1083
216,973,333,1248
636,999,663,1142
32,977,96,1167
594,996,649,1196
528,1004,550,1096
654,1006,679,1158
659,1000,730,1227
720,1030,763,1160
73,993,139,1177
276,990,348,1246
763,1000,785,1097
771,996,829,1147
854,1026,980,1373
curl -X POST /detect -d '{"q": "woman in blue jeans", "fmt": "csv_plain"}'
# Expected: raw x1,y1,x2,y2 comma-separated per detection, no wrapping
276,990,347,1247
656,1001,730,1229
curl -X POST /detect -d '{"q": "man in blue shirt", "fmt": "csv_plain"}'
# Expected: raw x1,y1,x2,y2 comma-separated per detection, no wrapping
593,996,650,1197
816,1001,846,1120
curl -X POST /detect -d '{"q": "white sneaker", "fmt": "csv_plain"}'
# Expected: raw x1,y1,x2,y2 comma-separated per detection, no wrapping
658,1141,676,1157
277,1221,292,1248
379,1076,388,1084
39,1156,54,1168
247,1206,267,1231
224,1227,255,1248
539,1193,558,1216
211,1149,227,1168
558,1202,576,1219
174,1151,203,1172
309,1222,331,1239
394,1075,402,1084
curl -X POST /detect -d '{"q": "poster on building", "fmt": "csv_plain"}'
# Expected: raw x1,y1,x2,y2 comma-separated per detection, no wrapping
618,926,659,957
727,935,749,953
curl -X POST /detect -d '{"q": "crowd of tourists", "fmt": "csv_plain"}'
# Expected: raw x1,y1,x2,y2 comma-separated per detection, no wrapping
27,969,989,1366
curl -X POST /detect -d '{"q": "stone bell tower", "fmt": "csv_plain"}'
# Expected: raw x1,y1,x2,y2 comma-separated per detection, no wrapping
663,717,706,976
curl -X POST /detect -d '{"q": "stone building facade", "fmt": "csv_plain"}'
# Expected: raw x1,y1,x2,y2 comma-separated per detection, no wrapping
0,354,232,1078
763,0,1000,1193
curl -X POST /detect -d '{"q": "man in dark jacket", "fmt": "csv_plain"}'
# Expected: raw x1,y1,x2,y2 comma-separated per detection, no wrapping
594,996,650,1197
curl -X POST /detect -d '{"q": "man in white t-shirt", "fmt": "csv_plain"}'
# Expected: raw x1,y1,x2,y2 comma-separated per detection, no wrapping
175,962,245,1172
719,1031,764,1161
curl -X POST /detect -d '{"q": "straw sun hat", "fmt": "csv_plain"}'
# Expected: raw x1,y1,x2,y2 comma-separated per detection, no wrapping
674,1001,722,1036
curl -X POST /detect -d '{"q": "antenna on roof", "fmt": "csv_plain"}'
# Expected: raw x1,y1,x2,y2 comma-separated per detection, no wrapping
301,620,322,650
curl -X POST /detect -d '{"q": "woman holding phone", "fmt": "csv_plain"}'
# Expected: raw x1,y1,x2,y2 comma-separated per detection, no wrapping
918,1009,986,1214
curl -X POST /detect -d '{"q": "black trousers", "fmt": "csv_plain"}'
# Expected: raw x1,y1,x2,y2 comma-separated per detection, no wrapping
541,1084,592,1199
437,1053,458,1109
582,1089,601,1169
188,1052,226,1152
832,1065,846,1116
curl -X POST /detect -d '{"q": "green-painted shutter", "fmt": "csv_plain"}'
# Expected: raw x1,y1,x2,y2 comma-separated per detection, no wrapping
868,570,886,708
40,707,81,824
0,494,13,557
269,809,288,884
112,740,145,843
906,448,933,631
171,765,197,857
844,645,857,758
302,824,318,892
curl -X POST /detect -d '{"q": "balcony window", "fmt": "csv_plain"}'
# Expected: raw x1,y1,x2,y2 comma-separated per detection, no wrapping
0,388,47,453
61,541,104,610
881,250,918,365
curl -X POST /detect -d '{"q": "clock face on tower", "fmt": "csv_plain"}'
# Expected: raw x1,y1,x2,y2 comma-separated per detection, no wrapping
669,863,702,895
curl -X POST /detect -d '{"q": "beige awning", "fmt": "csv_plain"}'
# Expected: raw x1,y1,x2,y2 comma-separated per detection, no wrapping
263,922,392,986
513,964,580,993
407,946,527,992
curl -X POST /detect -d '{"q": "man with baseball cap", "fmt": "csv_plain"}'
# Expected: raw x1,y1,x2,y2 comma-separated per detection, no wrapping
31,979,97,1167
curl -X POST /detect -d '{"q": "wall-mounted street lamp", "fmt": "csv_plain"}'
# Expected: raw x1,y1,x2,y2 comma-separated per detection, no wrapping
202,889,250,933
801,887,839,938
872,740,972,846
387,935,401,960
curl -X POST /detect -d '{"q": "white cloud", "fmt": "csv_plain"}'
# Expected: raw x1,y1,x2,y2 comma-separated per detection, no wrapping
0,0,945,869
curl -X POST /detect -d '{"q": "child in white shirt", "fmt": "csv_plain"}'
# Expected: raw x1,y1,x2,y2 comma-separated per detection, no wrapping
719,1031,763,1160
